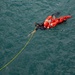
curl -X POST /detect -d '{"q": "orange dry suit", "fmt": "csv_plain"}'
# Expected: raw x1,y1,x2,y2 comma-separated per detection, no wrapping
44,16,54,29
44,15,71,29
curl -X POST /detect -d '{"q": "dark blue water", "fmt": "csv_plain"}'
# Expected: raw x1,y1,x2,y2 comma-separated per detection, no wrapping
0,0,75,75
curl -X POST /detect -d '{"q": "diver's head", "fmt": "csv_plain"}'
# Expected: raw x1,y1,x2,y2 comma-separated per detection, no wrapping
35,22,45,30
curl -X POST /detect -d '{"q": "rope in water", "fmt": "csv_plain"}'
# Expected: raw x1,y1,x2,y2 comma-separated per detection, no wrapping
0,29,36,71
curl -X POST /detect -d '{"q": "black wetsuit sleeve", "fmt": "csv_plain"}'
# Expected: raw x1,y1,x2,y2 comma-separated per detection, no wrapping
39,27,46,30
35,26,46,30
52,12,60,17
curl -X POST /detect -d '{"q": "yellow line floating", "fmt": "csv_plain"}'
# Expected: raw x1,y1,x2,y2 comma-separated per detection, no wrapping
0,29,36,71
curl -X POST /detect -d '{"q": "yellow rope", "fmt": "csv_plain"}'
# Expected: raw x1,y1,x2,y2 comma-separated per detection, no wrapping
0,29,36,71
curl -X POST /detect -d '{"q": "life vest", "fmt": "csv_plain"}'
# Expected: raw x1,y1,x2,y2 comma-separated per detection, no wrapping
44,16,53,29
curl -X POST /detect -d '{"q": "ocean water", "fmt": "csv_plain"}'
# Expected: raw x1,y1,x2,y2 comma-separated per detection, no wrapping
0,0,75,75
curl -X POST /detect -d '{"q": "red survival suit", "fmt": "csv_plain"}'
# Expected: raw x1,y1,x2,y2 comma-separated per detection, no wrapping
44,15,71,29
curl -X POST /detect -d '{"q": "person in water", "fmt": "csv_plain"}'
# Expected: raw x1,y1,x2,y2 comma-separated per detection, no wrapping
35,12,71,31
